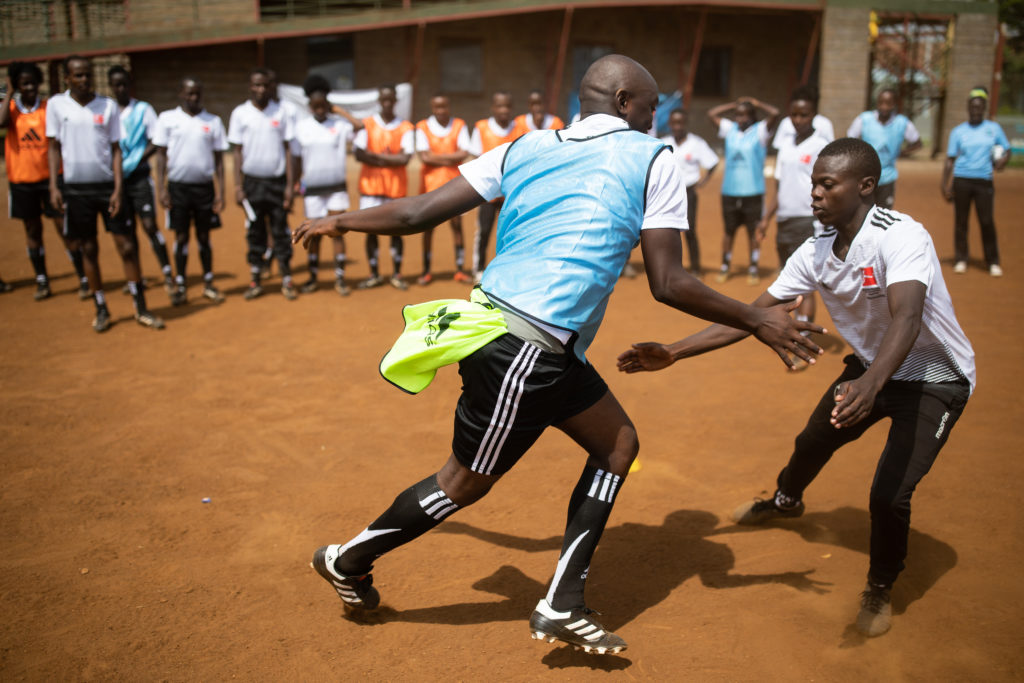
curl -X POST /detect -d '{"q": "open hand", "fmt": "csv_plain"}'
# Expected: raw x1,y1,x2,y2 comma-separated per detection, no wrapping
617,342,675,373
753,296,826,370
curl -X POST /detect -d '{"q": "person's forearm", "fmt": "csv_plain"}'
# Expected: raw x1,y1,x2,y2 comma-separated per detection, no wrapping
232,147,244,186
941,158,954,189
648,269,764,333
664,323,752,361
214,153,225,201
0,92,12,128
141,140,158,163
154,149,166,190
112,147,123,194
48,139,61,189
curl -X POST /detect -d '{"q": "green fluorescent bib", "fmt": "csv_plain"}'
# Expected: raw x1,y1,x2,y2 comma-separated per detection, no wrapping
379,288,508,394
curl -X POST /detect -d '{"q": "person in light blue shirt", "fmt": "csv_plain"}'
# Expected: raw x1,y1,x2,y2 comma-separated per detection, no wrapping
846,88,921,209
941,86,1011,277
708,96,780,285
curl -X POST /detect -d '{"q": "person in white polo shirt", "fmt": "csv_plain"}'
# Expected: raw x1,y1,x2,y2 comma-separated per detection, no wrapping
153,77,229,306
228,67,296,300
290,74,355,296
47,55,164,332
618,138,975,640
772,84,833,150
108,65,174,295
756,86,831,324
660,108,718,275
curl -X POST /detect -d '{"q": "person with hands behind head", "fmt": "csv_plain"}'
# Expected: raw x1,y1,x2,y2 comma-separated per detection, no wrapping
618,138,975,640
293,54,818,656
708,95,780,285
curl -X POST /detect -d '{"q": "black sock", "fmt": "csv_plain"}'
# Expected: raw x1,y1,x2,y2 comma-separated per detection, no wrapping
423,250,432,275
149,231,171,274
198,240,212,278
546,465,623,611
94,290,107,311
27,247,47,281
334,255,346,280
307,253,319,279
127,281,147,313
455,246,465,271
174,237,189,280
334,474,459,576
367,237,379,278
67,248,86,280
391,236,404,275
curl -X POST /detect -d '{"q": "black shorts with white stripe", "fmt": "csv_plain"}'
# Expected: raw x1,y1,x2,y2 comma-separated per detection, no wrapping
452,333,608,477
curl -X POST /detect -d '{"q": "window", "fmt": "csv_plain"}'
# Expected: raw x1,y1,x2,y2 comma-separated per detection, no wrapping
307,35,355,90
693,46,730,97
439,42,482,94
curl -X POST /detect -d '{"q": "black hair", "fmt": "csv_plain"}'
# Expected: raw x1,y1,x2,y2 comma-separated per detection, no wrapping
303,73,331,98
670,107,687,117
62,54,89,72
249,67,270,80
528,89,544,98
818,137,881,184
877,87,898,101
180,76,203,90
379,84,397,95
107,64,130,81
7,61,42,85
790,84,819,106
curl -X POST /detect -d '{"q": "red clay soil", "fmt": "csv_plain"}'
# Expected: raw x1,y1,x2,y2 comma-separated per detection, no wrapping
1,159,1022,681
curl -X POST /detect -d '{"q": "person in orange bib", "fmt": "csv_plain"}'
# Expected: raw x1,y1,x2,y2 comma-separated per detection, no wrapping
469,91,520,282
1,62,88,300
354,85,414,290
414,94,472,285
514,89,565,134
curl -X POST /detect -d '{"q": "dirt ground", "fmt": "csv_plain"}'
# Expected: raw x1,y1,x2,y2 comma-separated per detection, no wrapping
1,158,1022,681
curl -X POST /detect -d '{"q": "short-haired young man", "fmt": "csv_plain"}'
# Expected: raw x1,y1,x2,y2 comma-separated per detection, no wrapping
1,61,88,300
228,67,296,300
619,138,974,639
108,65,174,296
153,77,229,305
414,93,471,285
47,55,164,331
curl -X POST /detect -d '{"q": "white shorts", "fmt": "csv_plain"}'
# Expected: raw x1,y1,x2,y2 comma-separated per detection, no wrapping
359,195,394,210
303,191,350,219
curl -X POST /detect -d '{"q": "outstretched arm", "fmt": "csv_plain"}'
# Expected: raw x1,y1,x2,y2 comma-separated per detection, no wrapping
636,228,822,369
830,280,924,428
293,175,485,245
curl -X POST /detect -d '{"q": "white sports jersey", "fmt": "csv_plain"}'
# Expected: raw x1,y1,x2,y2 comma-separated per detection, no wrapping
227,99,292,178
773,114,834,149
45,91,120,184
659,132,719,188
290,114,354,190
153,107,229,184
768,206,975,391
773,130,830,220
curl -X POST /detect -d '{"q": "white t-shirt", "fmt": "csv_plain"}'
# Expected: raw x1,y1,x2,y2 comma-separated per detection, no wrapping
773,131,830,220
768,206,975,391
773,114,834,149
227,99,293,178
467,117,518,156
659,132,719,188
352,113,415,153
289,114,354,189
414,115,471,153
153,107,229,184
45,91,120,184
460,113,688,232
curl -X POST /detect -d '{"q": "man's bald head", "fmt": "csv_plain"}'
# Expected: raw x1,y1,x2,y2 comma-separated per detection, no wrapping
578,55,658,132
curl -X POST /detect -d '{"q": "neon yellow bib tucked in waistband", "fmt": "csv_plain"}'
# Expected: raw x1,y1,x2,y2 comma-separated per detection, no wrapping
379,288,508,394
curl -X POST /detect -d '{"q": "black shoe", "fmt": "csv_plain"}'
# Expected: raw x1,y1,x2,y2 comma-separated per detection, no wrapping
163,276,175,294
78,280,91,300
202,284,225,303
300,278,318,294
92,307,112,333
135,311,166,330
0,279,12,293
34,280,52,301
311,545,380,610
732,495,804,525
357,275,384,290
170,285,187,306
529,599,627,654
244,283,264,301
281,283,298,300
334,278,351,297
856,582,892,636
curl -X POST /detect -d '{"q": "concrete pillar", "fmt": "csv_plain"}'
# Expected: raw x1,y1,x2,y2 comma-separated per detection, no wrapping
819,6,872,136
942,12,999,152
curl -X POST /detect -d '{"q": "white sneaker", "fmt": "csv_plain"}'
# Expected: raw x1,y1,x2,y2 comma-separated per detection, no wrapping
990,264,1004,277
953,261,967,274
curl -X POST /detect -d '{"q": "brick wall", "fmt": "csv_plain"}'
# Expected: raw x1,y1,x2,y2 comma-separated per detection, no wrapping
818,6,872,138
943,12,999,152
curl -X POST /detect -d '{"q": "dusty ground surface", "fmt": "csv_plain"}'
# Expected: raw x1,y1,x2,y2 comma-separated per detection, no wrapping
1,159,1022,681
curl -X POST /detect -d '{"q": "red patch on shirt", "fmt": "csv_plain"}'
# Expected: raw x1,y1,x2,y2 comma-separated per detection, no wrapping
201,125,210,133
684,153,693,161
271,119,280,128
862,266,878,287
93,114,105,125
800,154,812,164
